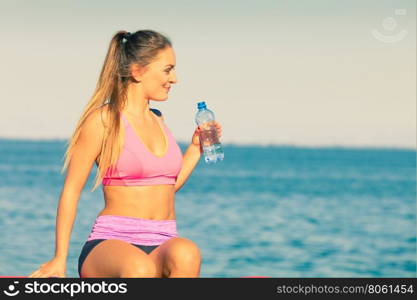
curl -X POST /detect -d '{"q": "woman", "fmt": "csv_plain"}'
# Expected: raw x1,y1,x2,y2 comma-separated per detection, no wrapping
28,29,222,278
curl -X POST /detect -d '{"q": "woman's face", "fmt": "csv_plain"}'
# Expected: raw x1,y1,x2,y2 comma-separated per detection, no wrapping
134,47,177,101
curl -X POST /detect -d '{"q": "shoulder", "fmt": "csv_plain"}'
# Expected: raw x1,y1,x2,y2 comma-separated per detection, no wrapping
150,108,164,121
80,104,111,139
88,104,111,126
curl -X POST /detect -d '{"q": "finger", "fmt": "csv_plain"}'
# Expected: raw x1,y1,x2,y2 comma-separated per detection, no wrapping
38,272,49,278
28,269,41,278
28,271,41,278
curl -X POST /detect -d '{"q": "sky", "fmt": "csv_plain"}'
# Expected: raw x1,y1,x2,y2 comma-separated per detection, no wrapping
0,0,415,149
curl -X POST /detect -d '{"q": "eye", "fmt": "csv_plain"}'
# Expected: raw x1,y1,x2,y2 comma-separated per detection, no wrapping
164,69,170,73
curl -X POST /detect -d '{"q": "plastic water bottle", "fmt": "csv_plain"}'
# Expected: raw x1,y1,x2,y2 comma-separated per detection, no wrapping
195,101,224,164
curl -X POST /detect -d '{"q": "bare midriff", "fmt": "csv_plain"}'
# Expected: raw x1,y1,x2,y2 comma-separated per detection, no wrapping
98,185,176,221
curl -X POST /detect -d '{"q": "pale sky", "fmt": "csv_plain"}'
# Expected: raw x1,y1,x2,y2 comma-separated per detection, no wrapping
0,0,415,149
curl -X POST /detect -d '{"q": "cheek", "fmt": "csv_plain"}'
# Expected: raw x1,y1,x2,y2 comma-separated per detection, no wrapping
143,80,166,96
150,73,167,85
144,75,162,87
141,73,168,95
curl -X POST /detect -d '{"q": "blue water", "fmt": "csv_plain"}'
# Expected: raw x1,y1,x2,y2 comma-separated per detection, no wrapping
0,138,415,278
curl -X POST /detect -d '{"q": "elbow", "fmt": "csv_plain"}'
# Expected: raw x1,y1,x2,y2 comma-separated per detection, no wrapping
60,185,82,200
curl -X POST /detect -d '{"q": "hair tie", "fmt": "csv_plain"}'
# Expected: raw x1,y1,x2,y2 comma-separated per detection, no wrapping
124,32,132,41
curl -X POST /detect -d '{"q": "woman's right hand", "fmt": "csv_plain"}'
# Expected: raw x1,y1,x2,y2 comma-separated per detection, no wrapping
28,257,66,278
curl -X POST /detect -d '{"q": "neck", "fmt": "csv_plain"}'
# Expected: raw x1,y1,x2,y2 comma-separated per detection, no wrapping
123,84,152,119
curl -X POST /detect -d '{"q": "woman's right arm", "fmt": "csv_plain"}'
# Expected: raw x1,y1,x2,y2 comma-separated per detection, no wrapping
28,108,108,278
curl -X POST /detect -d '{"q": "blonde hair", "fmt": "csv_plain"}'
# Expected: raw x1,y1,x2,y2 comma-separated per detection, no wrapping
61,30,172,192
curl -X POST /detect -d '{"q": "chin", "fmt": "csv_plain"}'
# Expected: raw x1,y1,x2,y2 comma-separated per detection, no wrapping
151,96,168,101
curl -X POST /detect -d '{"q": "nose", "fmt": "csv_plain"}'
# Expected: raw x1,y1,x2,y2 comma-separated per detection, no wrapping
169,69,178,84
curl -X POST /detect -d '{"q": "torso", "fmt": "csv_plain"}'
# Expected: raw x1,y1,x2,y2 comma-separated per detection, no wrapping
100,185,176,220
97,109,176,220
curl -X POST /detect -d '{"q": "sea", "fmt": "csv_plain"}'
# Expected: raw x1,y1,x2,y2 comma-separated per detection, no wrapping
0,138,415,278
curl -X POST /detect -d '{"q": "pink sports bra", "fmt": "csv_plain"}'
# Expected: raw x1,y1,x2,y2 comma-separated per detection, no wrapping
102,110,183,186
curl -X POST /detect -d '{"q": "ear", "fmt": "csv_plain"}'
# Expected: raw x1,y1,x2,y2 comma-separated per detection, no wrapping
130,63,147,82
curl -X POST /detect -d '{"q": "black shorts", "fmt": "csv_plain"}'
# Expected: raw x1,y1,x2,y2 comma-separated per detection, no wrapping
78,239,159,277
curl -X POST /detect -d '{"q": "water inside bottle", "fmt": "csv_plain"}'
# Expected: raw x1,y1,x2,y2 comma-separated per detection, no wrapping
199,127,220,147
199,125,224,163
202,143,224,163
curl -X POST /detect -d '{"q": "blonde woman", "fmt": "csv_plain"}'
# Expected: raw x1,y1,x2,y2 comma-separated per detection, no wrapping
28,30,222,278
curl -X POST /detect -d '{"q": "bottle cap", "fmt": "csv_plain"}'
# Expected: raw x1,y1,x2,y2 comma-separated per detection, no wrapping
197,101,206,110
